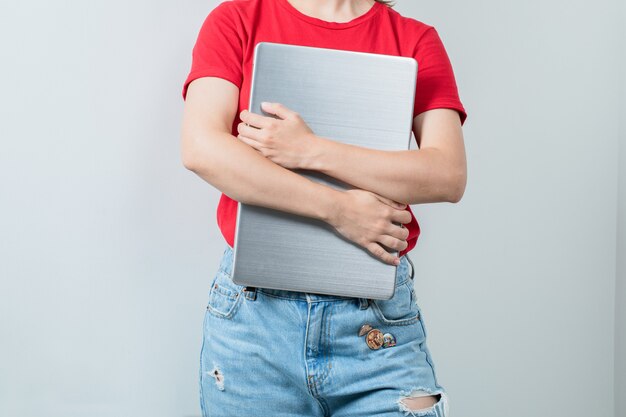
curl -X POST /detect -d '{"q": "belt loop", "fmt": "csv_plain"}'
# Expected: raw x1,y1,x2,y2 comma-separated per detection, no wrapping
243,286,257,301
359,297,369,310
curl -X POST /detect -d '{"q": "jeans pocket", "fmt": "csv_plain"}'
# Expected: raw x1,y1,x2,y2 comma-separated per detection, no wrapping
206,269,245,319
370,280,421,326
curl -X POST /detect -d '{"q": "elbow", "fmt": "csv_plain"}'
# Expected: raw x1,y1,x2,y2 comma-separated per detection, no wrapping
446,169,467,203
181,129,226,175
181,153,196,172
180,134,202,172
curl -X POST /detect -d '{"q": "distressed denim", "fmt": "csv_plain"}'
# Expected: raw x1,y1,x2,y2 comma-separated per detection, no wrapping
199,244,449,416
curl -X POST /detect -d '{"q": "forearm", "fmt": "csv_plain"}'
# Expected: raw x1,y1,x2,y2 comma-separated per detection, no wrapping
303,135,462,205
185,130,342,222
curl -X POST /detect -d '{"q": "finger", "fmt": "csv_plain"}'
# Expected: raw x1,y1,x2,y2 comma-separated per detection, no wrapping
390,208,412,225
386,222,410,241
237,134,263,151
377,234,408,252
240,109,275,129
261,101,293,120
366,241,399,266
238,123,264,141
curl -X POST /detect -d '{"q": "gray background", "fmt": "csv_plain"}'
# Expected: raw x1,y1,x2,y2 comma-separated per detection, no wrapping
0,0,623,416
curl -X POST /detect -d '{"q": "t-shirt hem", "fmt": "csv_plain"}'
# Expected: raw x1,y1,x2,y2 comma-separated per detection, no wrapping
415,101,468,126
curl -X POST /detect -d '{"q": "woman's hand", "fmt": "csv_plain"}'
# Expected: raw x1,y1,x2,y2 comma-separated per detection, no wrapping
237,102,319,170
327,189,412,265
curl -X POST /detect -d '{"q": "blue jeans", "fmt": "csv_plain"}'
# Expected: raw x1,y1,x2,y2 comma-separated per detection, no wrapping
199,244,449,416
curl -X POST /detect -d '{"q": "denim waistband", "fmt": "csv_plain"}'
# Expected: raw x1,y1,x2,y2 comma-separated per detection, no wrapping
217,243,413,302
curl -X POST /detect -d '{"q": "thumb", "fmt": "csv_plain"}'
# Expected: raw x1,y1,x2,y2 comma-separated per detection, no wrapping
261,101,291,120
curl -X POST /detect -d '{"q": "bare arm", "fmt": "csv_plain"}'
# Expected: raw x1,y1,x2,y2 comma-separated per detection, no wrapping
302,109,467,205
180,77,412,265
181,77,342,221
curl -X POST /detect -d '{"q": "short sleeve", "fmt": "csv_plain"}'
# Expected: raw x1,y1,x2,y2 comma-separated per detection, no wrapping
413,27,467,125
182,2,244,100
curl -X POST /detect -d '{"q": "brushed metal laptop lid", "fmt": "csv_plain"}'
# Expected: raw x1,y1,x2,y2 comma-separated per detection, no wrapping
231,42,417,300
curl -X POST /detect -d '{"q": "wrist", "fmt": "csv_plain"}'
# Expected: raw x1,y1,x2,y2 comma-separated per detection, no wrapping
300,133,329,171
316,185,345,226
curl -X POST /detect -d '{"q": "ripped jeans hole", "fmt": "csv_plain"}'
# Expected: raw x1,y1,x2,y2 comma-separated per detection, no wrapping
208,363,225,391
397,388,448,417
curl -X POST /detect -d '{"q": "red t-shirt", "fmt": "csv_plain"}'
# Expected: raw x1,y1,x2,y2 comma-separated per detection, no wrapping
182,0,467,257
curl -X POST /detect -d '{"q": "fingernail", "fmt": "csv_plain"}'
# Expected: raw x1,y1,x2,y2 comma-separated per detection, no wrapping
394,258,400,265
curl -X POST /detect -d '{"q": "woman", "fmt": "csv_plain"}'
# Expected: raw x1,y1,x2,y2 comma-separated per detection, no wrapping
180,0,467,415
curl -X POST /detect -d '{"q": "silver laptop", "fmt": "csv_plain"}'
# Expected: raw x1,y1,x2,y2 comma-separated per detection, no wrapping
231,41,417,300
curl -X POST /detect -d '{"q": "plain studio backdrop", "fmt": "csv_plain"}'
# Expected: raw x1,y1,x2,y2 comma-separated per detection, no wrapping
0,0,624,416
